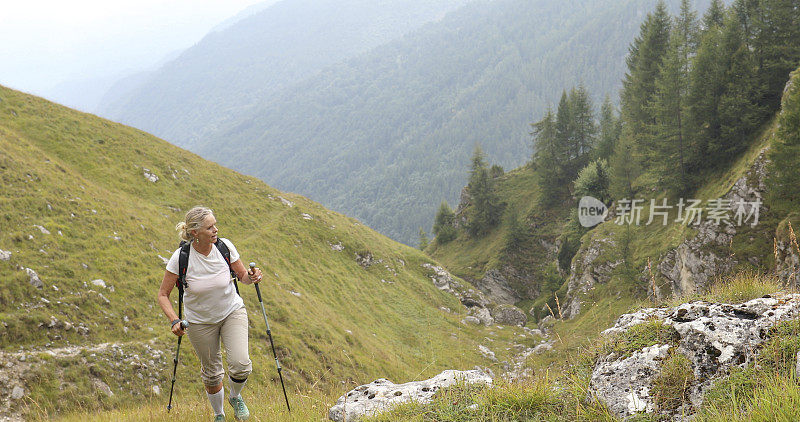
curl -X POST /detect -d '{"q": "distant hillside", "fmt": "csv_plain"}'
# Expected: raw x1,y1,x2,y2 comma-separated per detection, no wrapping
0,85,529,419
192,0,720,245
97,0,470,148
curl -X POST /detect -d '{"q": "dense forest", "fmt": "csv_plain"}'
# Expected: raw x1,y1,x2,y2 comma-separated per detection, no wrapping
433,0,800,257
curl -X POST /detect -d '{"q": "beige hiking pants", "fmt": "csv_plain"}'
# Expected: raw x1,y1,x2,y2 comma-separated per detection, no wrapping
186,306,252,386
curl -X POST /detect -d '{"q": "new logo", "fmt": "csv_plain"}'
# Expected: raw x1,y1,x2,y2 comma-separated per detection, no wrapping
578,196,608,227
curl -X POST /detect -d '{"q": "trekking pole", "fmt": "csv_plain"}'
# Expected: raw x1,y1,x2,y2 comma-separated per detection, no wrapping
250,262,291,412
167,288,188,412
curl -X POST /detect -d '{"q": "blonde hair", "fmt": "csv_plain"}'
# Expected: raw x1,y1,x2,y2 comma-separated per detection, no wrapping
176,206,214,242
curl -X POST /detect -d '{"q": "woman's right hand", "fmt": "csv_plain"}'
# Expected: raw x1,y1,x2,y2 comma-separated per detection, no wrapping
171,321,186,336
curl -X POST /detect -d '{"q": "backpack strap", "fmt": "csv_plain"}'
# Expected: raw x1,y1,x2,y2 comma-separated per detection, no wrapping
176,241,191,319
215,238,240,296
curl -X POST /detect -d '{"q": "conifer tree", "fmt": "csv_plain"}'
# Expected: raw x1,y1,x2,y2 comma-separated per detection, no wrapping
714,11,764,160
703,0,726,29
688,24,725,164
620,0,672,134
595,95,621,160
609,133,639,200
649,32,692,193
749,0,800,110
467,146,502,237
531,108,563,205
767,68,800,212
417,227,430,250
568,84,597,175
433,201,457,244
648,1,697,194
574,158,611,203
555,90,574,165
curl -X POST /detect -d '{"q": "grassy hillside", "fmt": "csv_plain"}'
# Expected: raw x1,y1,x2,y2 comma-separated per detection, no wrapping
0,85,531,420
376,66,800,422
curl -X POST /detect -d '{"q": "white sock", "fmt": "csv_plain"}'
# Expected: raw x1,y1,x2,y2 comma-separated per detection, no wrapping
229,376,247,399
208,387,225,416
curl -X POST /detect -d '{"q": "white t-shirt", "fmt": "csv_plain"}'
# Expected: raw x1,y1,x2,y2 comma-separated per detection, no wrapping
166,238,245,324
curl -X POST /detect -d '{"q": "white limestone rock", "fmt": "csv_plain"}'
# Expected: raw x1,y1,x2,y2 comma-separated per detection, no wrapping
591,293,800,419
26,268,43,288
328,370,492,421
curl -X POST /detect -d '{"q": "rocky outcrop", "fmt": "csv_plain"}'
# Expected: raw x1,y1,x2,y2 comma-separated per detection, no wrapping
328,369,492,421
473,269,521,304
421,263,489,309
658,147,769,296
453,186,470,229
564,145,770,319
590,293,800,419
775,238,800,284
562,237,619,319
467,306,494,326
355,251,374,268
490,304,527,327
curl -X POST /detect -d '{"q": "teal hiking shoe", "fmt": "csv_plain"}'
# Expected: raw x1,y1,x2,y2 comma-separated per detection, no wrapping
228,396,250,420
213,415,225,422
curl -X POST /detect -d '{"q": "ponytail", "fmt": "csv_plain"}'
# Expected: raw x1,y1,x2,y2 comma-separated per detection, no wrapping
176,206,213,243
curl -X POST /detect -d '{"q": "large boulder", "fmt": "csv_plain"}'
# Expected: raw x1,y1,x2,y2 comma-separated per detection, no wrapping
328,369,492,421
490,304,527,327
590,293,800,419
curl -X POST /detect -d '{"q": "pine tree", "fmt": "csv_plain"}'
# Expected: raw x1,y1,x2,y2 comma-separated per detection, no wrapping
621,0,672,133
595,95,621,160
714,11,764,161
648,1,698,194
433,201,457,244
574,159,611,203
703,0,726,29
750,0,800,110
531,108,563,205
650,32,692,193
609,133,640,200
417,227,430,250
676,0,700,64
467,145,502,237
767,69,800,213
688,25,725,165
555,90,574,168
568,84,597,175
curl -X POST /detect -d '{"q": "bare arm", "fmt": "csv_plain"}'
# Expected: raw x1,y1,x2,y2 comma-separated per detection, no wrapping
231,259,262,285
157,271,185,336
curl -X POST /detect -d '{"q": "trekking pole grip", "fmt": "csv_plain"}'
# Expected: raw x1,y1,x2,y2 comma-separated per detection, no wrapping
250,262,264,302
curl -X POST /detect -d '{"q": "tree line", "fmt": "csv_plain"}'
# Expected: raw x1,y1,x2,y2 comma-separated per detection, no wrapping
425,0,800,248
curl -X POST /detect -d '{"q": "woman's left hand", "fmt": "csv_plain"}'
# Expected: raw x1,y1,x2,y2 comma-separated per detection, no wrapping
249,267,263,284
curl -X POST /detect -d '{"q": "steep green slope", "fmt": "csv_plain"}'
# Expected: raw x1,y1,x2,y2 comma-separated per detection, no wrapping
431,61,800,320
377,65,800,422
427,164,571,315
0,86,526,419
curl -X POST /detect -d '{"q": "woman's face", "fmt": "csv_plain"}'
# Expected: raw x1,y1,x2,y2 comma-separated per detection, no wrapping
192,214,218,245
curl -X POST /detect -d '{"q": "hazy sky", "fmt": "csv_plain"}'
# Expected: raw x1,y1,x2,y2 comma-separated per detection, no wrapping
0,0,268,97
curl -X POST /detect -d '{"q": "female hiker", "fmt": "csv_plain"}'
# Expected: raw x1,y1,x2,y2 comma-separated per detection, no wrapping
157,206,263,421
